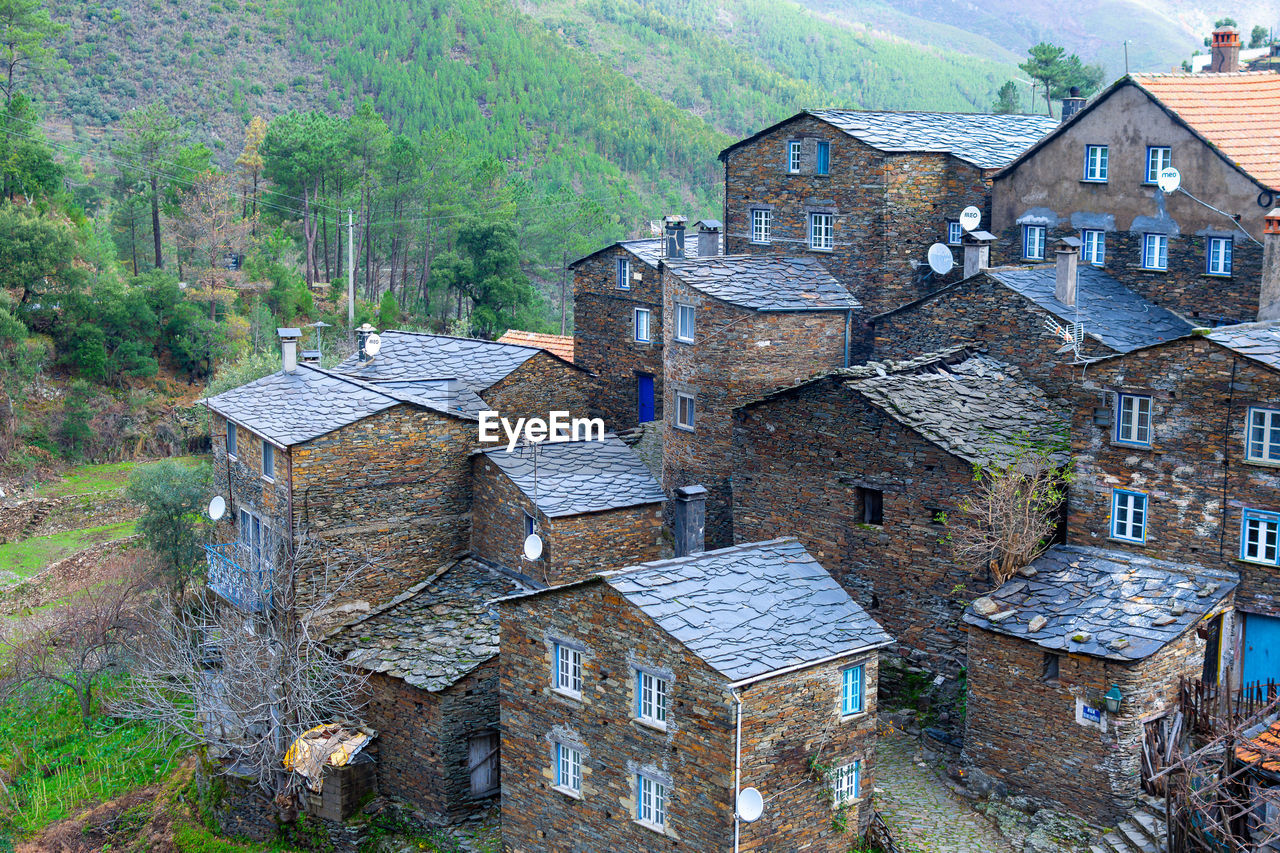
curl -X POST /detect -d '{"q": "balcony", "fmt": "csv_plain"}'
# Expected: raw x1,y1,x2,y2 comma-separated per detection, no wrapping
206,542,272,612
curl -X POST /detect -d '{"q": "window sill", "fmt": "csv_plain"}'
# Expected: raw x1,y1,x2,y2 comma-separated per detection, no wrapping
1203,273,1234,279
553,785,582,800
674,337,694,345
1080,179,1109,185
1238,556,1280,568
617,286,632,291
1023,257,1046,263
841,710,868,722
1243,457,1280,469
1139,267,1168,273
634,338,651,345
227,454,237,462
808,247,834,254
1108,535,1147,546
1111,440,1153,450
551,687,582,702
836,796,865,808
261,476,275,483
749,240,772,246
673,423,696,433
633,718,667,733
634,819,668,836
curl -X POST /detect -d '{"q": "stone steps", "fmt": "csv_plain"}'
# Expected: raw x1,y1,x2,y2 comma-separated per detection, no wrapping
1091,803,1166,853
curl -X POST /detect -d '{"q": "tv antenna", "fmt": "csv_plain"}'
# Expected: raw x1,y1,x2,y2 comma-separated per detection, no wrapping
959,206,981,232
364,333,382,357
926,243,954,276
736,787,764,823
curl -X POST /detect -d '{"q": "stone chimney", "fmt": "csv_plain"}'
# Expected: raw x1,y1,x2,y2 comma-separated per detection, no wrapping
278,327,301,373
1060,86,1086,123
663,215,687,260
694,219,721,257
962,230,996,278
355,322,378,363
1210,26,1242,72
1055,237,1081,307
672,485,706,558
1259,208,1280,321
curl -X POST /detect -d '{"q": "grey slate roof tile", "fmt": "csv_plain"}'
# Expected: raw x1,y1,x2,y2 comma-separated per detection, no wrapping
806,109,1059,169
987,265,1194,353
603,538,893,683
479,435,665,517
962,544,1238,661
333,331,543,390
621,238,664,268
1206,321,1280,371
663,255,859,312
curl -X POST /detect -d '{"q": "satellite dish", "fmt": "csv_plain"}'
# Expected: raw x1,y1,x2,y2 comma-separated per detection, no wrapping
926,243,955,276
364,333,382,357
208,495,226,521
737,787,764,823
522,533,544,561
1157,167,1181,194
959,205,982,232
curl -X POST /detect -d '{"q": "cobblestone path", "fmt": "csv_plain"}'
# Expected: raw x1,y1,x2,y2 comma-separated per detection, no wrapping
875,731,1017,853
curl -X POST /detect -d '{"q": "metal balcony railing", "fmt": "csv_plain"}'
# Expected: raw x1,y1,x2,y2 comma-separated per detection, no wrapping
205,542,272,612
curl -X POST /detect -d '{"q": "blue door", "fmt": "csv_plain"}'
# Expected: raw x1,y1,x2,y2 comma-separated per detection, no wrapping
637,373,655,423
1242,613,1280,686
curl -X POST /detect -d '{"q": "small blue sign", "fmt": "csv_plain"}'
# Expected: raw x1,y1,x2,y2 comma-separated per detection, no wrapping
1082,705,1103,723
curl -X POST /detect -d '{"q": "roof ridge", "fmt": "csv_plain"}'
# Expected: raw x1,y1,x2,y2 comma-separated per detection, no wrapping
381,329,541,352
599,536,801,580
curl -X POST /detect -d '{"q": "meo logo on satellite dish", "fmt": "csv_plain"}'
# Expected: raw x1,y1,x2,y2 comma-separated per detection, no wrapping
478,410,606,452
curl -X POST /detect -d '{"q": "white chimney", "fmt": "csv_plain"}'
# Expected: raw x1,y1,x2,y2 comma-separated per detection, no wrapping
1055,237,1081,307
278,327,301,373
694,219,721,257
962,230,996,278
1259,209,1280,321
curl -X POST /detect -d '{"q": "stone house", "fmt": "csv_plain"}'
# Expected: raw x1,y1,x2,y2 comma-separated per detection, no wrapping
1069,320,1280,687
963,544,1238,824
470,434,667,586
662,254,859,548
719,109,1057,316
498,538,893,853
497,329,575,363
991,69,1280,326
733,349,1067,681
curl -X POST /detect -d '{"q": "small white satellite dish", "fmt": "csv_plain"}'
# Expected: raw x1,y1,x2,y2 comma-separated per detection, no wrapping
1157,166,1181,194
208,495,226,521
926,243,955,276
737,787,764,823
959,205,982,232
522,533,544,561
364,333,382,357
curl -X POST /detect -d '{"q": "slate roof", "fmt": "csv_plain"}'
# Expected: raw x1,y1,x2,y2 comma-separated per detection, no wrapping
478,435,666,517
1205,322,1280,372
843,354,1068,467
370,379,488,418
962,544,1238,662
497,330,575,363
621,238,664,268
334,331,549,390
985,265,1194,353
663,255,859,312
602,538,893,684
332,558,523,692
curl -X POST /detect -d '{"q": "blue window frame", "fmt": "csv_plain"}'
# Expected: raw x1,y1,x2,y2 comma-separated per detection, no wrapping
1084,145,1109,182
1111,489,1148,543
1207,237,1233,276
1146,146,1172,184
832,760,861,805
635,669,668,726
553,642,583,696
554,742,582,794
261,440,274,480
226,421,237,457
1143,234,1168,270
1241,509,1280,565
1248,407,1280,463
1115,393,1153,446
1081,229,1105,265
1023,225,1046,260
841,664,865,715
634,307,651,343
637,774,667,829
947,221,963,245
816,141,830,175
617,257,631,290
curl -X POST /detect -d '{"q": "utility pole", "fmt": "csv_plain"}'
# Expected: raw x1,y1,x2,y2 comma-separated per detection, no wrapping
1123,40,1130,75
347,209,355,330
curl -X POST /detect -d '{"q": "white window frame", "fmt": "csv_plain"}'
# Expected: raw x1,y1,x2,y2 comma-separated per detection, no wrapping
1111,489,1148,543
841,664,865,716
675,303,695,343
1242,509,1280,565
226,421,237,458
809,212,833,251
787,140,801,174
1142,234,1168,271
947,221,963,246
554,742,582,796
1207,236,1233,276
1023,225,1046,260
617,256,631,290
1146,146,1172,184
637,773,667,831
636,670,668,728
553,643,583,698
1115,393,1153,447
1084,144,1109,182
261,440,275,481
832,760,861,805
1081,229,1105,266
1247,407,1280,464
634,307,651,343
675,392,695,431
751,208,771,244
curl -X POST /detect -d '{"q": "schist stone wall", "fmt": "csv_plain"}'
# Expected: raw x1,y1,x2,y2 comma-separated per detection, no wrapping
572,246,664,429
499,581,878,853
483,351,600,425
663,273,849,548
722,114,990,316
1069,338,1280,616
964,605,1232,824
470,455,665,585
733,376,982,677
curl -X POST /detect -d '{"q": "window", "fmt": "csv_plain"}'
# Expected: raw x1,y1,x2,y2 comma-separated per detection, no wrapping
636,670,668,727
226,421,237,458
947,221,963,246
261,440,274,480
816,140,830,175
1142,234,1168,270
1084,145,1109,182
1242,509,1280,565
1111,489,1148,543
554,643,583,697
617,257,631,290
1115,393,1153,446
1208,237,1233,276
675,392,695,431
238,509,274,574
1146,146,1172,184
1081,229,1105,266
750,209,771,244
634,308,651,343
859,487,883,526
841,665,865,716
809,212,833,251
524,512,536,538
1022,225,1046,260
1248,408,1280,463
675,303,695,343
468,732,500,796
831,761,860,805
1042,652,1060,683
788,140,801,173
554,743,582,795
637,774,667,830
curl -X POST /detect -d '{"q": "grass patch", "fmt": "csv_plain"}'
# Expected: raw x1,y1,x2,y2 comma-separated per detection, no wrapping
0,521,137,580
35,456,205,499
